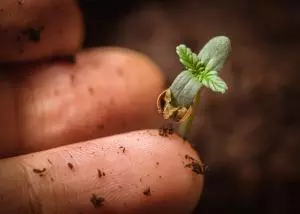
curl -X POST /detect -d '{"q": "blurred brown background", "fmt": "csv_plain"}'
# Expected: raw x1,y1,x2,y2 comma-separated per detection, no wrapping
78,0,300,213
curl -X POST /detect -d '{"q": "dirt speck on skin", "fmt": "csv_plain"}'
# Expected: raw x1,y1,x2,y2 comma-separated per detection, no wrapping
67,162,74,170
21,27,44,43
143,187,151,196
185,161,203,175
33,168,46,174
184,154,207,175
97,169,106,178
185,154,195,161
159,123,174,137
119,146,126,153
47,159,53,165
90,194,105,208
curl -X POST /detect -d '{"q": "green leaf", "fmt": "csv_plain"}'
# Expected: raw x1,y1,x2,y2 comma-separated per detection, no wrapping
170,70,203,107
174,37,230,99
200,70,228,93
176,44,204,72
198,36,231,72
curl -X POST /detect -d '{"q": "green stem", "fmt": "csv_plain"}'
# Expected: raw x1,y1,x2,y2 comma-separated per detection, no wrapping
178,90,201,139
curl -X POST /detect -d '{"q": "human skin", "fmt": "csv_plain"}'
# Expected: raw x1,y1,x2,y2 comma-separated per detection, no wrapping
0,0,204,213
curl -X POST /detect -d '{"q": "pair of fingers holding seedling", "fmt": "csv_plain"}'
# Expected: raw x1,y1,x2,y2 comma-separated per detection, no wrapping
0,0,230,213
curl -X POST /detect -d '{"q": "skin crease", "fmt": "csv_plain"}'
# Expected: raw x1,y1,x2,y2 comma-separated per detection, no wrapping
0,0,84,62
0,47,165,157
0,130,204,214
0,0,204,213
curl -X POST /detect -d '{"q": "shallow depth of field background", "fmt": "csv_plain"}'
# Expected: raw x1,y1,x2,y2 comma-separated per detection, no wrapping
78,0,299,213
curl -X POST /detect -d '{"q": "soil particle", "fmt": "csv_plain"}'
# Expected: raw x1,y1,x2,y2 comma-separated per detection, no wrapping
33,168,46,174
143,187,151,196
97,169,106,178
47,159,53,165
90,194,105,208
184,154,207,175
21,27,44,43
184,154,195,161
119,146,126,153
67,162,74,170
158,123,174,137
185,162,203,174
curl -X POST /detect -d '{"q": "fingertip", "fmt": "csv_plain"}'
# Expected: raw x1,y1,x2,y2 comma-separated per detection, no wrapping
0,0,84,62
126,129,204,213
0,47,165,157
0,130,203,214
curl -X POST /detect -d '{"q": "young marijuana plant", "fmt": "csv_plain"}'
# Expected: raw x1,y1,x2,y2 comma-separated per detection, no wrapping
157,36,231,139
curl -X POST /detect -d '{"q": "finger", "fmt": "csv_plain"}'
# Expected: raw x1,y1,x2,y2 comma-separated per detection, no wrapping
0,129,203,214
0,47,165,157
0,0,84,62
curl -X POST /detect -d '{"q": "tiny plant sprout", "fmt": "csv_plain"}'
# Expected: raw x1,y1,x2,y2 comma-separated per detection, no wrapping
157,36,231,139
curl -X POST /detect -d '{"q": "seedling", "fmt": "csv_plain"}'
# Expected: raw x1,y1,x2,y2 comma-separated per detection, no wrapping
157,36,231,139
